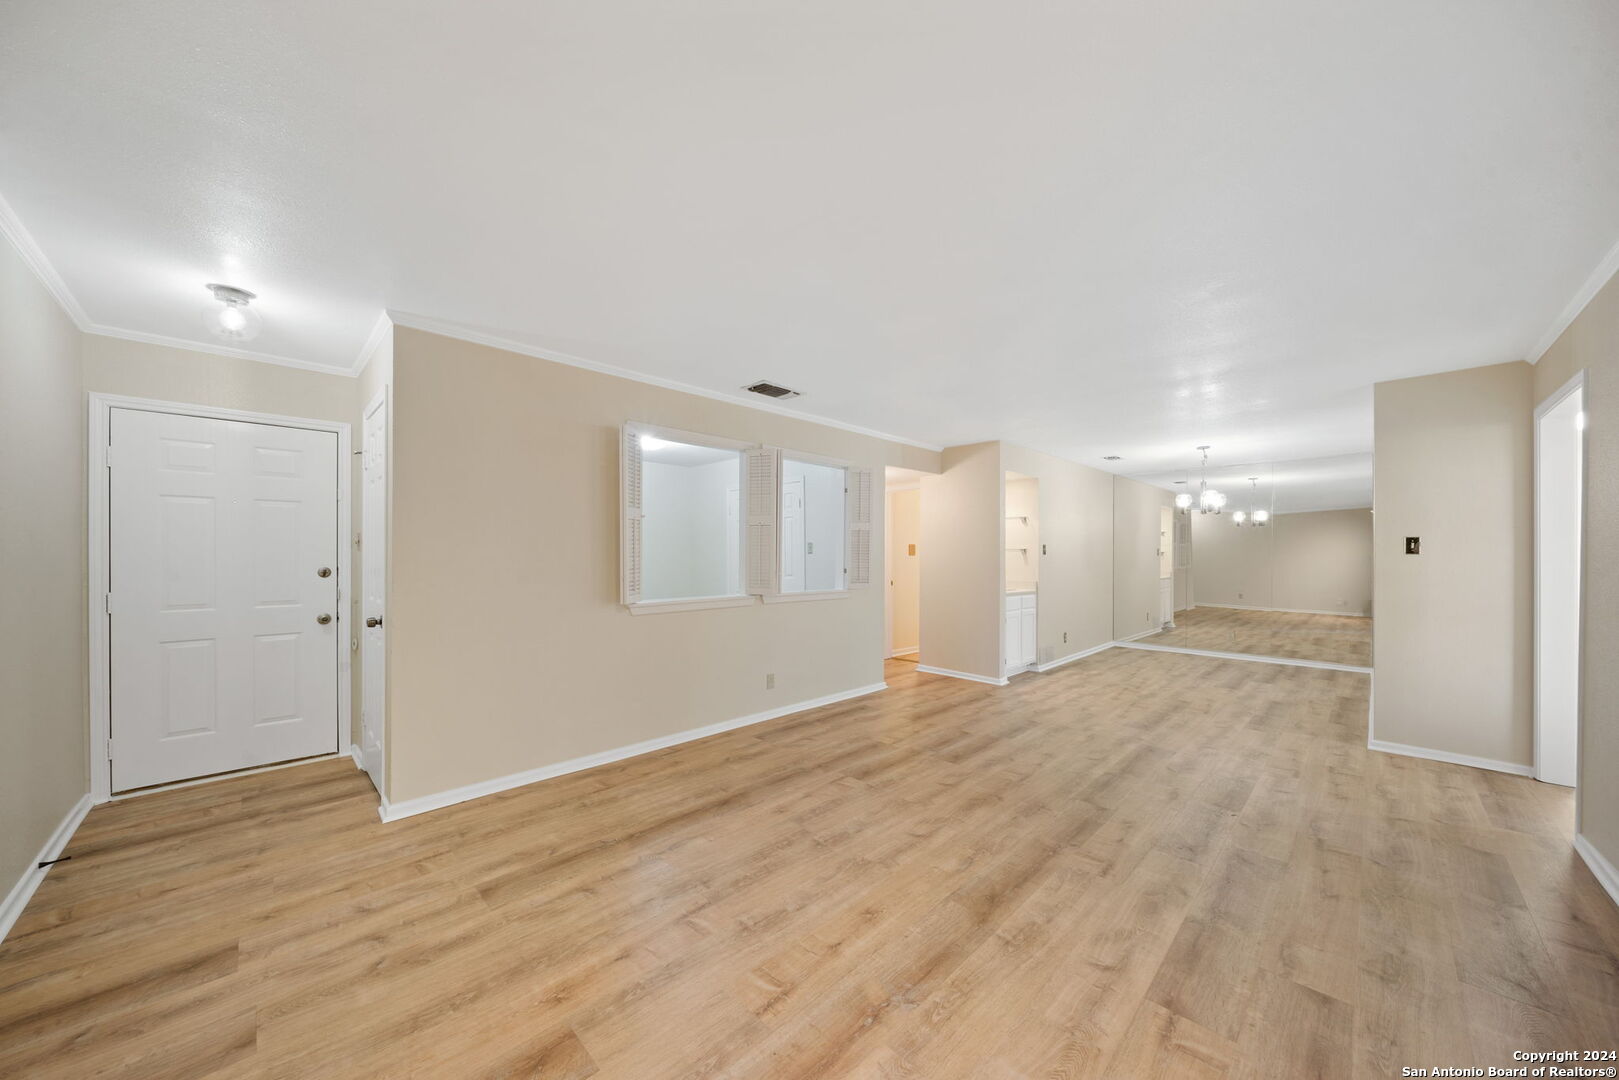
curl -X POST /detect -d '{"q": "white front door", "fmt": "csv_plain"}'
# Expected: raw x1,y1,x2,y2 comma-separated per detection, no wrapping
109,408,340,792
361,393,388,793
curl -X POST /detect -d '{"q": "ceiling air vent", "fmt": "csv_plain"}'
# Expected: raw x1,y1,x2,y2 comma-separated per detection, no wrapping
745,381,801,400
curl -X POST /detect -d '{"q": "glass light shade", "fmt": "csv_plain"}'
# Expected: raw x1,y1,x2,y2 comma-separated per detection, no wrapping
1200,489,1226,512
201,285,262,343
1174,491,1194,510
1252,509,1270,525
1232,510,1247,525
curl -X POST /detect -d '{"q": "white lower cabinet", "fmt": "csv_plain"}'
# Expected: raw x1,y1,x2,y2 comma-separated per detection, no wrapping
1004,592,1037,677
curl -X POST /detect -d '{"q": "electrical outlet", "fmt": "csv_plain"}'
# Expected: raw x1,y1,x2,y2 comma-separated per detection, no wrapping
1063,631,1068,644
1238,592,1244,600
765,673,775,690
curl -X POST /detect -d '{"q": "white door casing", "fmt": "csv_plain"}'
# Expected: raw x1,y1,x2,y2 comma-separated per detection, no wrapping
1534,375,1584,789
361,390,388,794
108,407,340,792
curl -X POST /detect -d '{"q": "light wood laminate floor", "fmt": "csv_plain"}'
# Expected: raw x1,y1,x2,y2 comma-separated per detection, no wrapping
1146,605,1373,667
2,651,1614,1078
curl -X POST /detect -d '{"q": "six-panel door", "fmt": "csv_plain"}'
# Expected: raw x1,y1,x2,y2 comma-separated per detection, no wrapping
109,408,340,792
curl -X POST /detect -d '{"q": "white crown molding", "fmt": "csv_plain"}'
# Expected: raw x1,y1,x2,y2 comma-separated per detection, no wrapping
1527,233,1619,363
83,322,357,377
1,793,92,945
378,681,889,822
387,310,945,453
351,311,393,375
0,190,91,328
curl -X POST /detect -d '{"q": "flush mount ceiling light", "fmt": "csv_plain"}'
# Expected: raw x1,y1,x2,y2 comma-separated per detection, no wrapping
1195,446,1225,514
202,283,262,342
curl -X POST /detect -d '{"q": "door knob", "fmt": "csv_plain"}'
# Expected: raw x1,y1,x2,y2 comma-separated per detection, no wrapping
366,616,383,628
316,613,332,625
316,566,332,578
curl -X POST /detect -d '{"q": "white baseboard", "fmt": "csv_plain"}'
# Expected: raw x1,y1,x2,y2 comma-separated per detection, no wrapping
1193,602,1370,618
1115,628,1160,644
1034,641,1114,673
1116,641,1371,674
1366,738,1534,777
379,681,889,823
1,792,93,945
915,665,1009,687
1574,833,1619,910
888,647,918,658
348,743,364,769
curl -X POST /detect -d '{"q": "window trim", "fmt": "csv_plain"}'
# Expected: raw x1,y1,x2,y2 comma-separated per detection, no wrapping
628,595,757,616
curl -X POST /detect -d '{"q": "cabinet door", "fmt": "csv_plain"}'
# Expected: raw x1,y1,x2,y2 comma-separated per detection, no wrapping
1021,605,1037,665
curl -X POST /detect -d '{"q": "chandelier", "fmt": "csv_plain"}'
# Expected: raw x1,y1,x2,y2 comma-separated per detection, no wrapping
1233,476,1270,526
1194,446,1224,514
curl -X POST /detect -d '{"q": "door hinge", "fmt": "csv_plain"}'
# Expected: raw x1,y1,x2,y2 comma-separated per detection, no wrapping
105,739,113,761
104,444,115,468
105,592,113,614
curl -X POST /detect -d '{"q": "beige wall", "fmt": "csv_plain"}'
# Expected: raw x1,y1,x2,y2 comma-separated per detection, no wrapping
1004,476,1040,590
386,327,939,802
1113,476,1173,639
919,442,1004,680
1002,444,1115,662
1,235,87,896
886,486,920,655
919,443,1003,680
1373,361,1533,766
1191,507,1372,615
1535,269,1619,871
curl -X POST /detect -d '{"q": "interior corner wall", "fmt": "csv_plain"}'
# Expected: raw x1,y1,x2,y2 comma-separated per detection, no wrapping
1191,507,1372,615
1001,444,1114,662
1373,360,1533,768
1534,267,1619,874
919,442,1005,680
1113,476,1172,639
0,233,87,906
384,326,940,804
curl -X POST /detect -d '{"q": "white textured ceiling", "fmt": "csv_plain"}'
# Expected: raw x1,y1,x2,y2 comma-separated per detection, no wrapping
4,2,1618,473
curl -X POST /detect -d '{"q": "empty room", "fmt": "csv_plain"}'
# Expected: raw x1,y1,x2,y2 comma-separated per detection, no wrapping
2,3,1617,1077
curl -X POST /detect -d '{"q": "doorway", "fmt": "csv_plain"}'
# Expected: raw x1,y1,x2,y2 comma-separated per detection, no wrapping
1534,373,1585,788
360,390,388,795
886,470,922,661
89,395,350,801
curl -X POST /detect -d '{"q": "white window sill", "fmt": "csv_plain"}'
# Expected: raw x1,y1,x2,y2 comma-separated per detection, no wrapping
763,590,851,604
627,595,756,616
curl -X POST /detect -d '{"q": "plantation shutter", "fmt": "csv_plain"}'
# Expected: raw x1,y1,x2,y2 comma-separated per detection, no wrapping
746,447,781,595
621,425,644,605
845,465,874,588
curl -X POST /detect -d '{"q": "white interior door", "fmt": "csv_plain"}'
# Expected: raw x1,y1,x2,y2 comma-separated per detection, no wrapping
109,408,340,792
781,477,805,593
1535,383,1583,787
361,393,388,793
